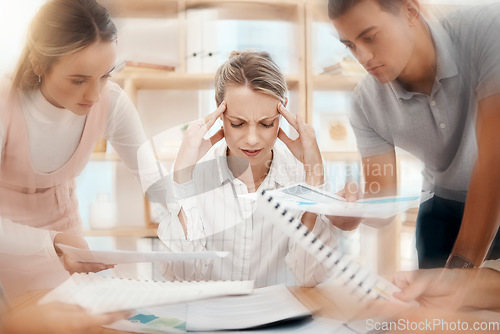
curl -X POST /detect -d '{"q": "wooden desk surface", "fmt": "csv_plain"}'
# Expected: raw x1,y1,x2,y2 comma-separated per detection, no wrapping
12,286,499,334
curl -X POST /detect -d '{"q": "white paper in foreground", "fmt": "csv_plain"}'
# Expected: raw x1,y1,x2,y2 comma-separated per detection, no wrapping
245,183,433,218
56,244,228,265
106,307,350,334
38,273,254,314
185,284,312,331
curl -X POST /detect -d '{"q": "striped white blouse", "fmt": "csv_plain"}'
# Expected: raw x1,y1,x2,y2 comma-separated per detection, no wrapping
158,141,338,287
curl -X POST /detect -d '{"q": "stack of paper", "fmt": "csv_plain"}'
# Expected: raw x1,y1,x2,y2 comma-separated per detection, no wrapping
38,273,254,314
185,284,312,331
106,285,314,333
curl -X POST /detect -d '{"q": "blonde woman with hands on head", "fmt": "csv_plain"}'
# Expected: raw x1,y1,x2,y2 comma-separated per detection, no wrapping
159,50,338,287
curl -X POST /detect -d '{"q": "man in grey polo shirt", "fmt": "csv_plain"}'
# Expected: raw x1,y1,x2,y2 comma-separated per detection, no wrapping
328,0,500,268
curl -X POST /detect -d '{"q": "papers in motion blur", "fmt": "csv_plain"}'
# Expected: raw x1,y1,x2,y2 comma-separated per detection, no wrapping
185,285,312,332
56,244,228,265
39,273,254,314
244,183,433,219
107,285,333,333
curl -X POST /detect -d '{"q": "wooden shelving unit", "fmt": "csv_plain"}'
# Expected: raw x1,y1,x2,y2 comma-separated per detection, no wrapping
312,74,363,91
100,0,309,113
321,151,360,162
113,69,301,93
90,0,369,237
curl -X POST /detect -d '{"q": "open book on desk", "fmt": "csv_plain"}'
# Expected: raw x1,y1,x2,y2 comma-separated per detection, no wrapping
38,273,254,314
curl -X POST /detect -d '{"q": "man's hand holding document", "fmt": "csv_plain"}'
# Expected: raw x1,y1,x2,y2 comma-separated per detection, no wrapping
248,183,432,219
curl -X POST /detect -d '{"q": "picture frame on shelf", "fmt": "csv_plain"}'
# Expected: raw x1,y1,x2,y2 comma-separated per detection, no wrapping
317,112,357,152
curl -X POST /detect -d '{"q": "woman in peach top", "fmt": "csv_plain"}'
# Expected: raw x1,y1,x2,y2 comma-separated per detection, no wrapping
0,0,164,298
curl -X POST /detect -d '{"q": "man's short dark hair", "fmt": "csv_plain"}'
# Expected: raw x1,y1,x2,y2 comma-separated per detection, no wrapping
328,0,403,19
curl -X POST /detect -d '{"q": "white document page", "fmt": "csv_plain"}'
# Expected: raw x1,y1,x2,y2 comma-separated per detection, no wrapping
245,183,432,218
103,304,188,334
39,273,254,314
105,308,353,334
185,284,312,332
56,244,228,264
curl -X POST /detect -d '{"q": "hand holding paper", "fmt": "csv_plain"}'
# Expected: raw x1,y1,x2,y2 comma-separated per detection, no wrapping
56,244,229,265
53,233,114,274
260,183,432,219
327,182,364,231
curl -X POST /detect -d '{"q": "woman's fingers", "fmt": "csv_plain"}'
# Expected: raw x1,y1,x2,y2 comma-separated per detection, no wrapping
197,128,225,161
175,103,226,183
279,128,307,165
209,127,225,146
81,262,114,273
296,113,319,145
64,257,112,274
277,128,293,147
183,102,226,147
204,101,226,129
279,105,316,145
277,103,299,132
296,113,307,134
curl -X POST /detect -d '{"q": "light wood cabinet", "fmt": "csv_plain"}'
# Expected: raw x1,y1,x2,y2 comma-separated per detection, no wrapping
95,0,362,160
103,0,306,115
89,0,364,235
90,0,421,275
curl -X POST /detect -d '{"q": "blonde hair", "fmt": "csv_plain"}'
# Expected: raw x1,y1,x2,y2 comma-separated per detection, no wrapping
214,50,287,106
12,0,117,92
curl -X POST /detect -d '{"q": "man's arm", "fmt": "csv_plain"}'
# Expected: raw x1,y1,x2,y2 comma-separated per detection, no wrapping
362,150,398,198
361,150,399,228
329,150,398,230
393,267,500,310
448,93,500,267
463,268,500,309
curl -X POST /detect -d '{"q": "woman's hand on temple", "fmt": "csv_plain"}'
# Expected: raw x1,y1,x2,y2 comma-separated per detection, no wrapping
173,102,226,184
277,103,324,186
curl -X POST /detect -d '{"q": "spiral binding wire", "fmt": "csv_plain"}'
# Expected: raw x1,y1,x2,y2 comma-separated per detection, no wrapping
259,190,402,302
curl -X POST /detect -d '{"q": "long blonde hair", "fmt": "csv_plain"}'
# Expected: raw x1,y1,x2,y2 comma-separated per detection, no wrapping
214,50,287,106
11,0,117,92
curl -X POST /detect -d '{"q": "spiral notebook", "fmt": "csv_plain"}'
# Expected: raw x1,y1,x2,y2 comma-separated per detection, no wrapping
38,273,254,314
257,190,405,303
